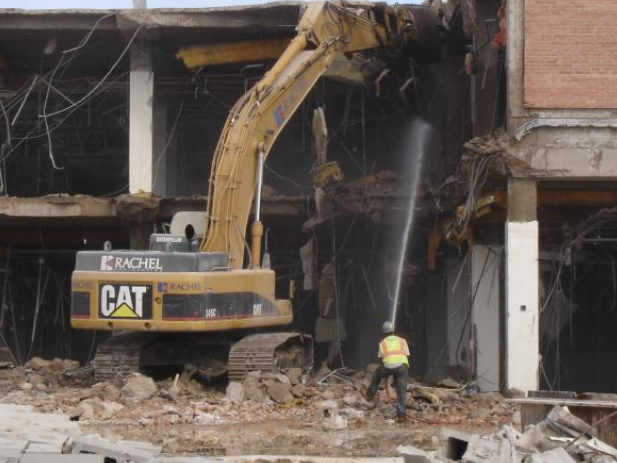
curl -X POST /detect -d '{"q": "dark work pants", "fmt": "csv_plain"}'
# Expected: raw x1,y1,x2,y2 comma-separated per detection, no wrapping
367,364,408,418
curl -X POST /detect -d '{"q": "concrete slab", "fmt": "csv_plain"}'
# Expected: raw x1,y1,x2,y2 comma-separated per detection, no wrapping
397,445,440,463
69,436,160,463
0,412,78,434
24,432,70,447
533,448,576,463
0,437,28,452
0,449,21,463
25,442,66,453
462,436,509,463
0,405,34,414
20,455,105,463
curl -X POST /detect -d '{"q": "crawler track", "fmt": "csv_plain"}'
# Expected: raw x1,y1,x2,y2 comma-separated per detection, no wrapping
93,331,312,382
92,332,157,382
228,333,313,382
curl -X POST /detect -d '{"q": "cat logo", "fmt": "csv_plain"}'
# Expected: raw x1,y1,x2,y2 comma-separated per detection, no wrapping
99,284,152,319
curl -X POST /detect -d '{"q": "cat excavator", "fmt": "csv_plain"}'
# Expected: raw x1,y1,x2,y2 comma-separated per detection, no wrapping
71,1,423,381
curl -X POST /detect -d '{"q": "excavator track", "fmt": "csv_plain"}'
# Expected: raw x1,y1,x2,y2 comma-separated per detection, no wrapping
92,332,157,382
228,332,313,382
93,332,312,383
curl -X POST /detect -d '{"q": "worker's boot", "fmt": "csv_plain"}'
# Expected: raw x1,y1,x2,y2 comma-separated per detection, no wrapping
396,414,407,423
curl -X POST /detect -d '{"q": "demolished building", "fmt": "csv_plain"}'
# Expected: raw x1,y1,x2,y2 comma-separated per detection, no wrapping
0,0,614,399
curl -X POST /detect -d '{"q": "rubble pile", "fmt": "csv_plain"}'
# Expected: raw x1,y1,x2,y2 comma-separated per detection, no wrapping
7,359,617,461
398,405,617,463
0,358,516,429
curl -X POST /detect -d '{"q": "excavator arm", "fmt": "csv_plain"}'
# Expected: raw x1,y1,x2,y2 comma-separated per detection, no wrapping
200,1,416,268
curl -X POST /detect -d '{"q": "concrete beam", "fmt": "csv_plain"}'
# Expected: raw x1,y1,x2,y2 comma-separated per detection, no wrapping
0,196,116,219
0,4,301,32
0,10,116,31
129,41,154,195
158,195,306,220
0,194,308,224
505,178,539,392
114,4,301,31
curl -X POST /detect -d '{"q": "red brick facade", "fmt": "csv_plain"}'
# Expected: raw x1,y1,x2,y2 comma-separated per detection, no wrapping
524,0,617,109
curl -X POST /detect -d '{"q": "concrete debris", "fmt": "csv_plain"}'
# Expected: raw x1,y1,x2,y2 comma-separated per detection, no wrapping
397,445,440,463
0,358,525,456
68,435,161,463
120,373,157,402
527,447,576,463
323,411,348,430
225,382,245,405
266,382,293,403
0,360,517,426
396,405,617,463
0,403,233,462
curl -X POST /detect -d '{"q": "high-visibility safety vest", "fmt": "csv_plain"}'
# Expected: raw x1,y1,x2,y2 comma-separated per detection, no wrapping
379,335,409,367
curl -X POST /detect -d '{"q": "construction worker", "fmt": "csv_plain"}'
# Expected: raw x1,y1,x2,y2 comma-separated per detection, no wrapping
366,321,409,421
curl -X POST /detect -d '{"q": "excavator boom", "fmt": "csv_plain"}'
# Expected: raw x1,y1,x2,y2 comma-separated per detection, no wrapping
201,1,415,268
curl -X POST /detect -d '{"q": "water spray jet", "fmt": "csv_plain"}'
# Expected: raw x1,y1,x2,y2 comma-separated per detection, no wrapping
389,118,430,330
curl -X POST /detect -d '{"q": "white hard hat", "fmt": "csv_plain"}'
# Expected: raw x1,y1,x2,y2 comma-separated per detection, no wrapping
382,321,394,334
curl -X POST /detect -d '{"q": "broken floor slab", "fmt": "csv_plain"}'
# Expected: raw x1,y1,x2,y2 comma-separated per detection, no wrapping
513,396,617,447
67,436,161,463
0,196,116,219
0,194,307,223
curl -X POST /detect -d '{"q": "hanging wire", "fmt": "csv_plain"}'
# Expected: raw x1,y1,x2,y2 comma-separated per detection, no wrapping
43,25,144,119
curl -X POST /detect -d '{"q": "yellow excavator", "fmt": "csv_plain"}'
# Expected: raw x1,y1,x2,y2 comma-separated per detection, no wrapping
71,1,422,381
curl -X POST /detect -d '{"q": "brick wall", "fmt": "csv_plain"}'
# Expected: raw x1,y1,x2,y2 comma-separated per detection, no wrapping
524,0,617,109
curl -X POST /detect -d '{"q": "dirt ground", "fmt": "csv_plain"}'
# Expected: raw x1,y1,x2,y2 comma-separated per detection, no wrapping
0,358,519,457
81,420,505,457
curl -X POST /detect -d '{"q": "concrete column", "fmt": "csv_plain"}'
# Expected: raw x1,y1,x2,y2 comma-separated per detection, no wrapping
129,42,153,194
471,245,502,392
505,178,539,392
